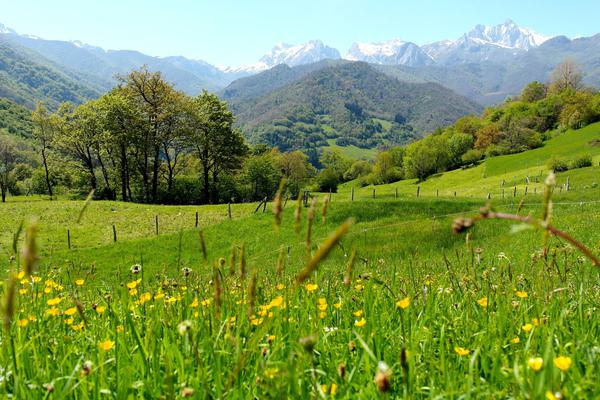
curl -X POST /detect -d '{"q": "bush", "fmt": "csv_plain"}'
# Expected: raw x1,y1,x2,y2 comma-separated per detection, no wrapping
461,149,484,165
570,154,592,169
547,157,569,172
315,167,340,192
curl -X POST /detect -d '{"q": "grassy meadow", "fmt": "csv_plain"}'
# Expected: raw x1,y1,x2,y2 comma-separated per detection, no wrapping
0,124,599,398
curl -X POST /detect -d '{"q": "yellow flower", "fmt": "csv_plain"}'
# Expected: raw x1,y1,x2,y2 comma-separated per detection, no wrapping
353,309,364,317
477,297,488,308
527,357,544,371
200,298,211,306
98,339,115,351
44,287,52,294
75,279,85,286
454,347,470,356
333,302,342,309
96,306,106,315
319,311,327,319
129,288,138,297
126,279,141,290
545,391,562,400
28,315,37,321
71,323,85,331
154,292,165,300
318,303,327,311
19,288,27,295
64,307,77,316
17,319,29,327
354,318,366,327
510,337,520,344
47,297,63,306
516,290,528,298
318,297,326,305
46,307,60,316
305,283,318,292
17,271,25,279
276,283,285,290
355,284,364,291
396,297,410,310
532,318,540,326
267,335,276,343
269,296,284,308
522,323,533,333
264,367,279,379
330,383,338,395
250,317,263,326
190,298,199,308
65,317,74,325
138,292,152,304
553,356,572,371
116,325,125,333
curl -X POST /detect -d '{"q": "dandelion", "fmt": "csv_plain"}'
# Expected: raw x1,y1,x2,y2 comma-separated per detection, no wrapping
276,283,285,290
355,283,364,291
353,309,364,317
527,357,544,371
305,283,318,292
95,306,106,315
522,323,533,333
75,279,85,286
333,302,342,309
47,297,63,306
46,307,60,316
250,317,263,326
64,307,77,316
553,356,572,371
98,339,115,351
516,290,528,298
264,367,279,379
354,318,366,327
269,296,284,308
477,297,488,308
17,319,29,327
267,335,275,344
454,347,470,356
71,323,85,331
396,297,410,310
126,279,141,290
116,325,124,333
511,337,520,344
545,391,563,400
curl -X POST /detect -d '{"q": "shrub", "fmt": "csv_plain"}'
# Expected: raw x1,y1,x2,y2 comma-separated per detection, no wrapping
461,149,484,165
570,154,592,169
547,157,569,172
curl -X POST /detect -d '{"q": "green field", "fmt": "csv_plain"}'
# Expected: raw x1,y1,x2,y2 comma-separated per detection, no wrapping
1,124,599,398
322,139,378,160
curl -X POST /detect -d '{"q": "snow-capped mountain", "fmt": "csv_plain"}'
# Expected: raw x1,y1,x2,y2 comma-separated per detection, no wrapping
225,40,341,73
423,19,552,64
0,23,16,35
346,39,433,66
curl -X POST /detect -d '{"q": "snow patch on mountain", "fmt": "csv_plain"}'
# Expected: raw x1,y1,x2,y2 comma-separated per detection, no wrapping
345,39,433,66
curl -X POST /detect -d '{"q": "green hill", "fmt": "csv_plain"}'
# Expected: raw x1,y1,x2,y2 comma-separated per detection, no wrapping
228,62,482,151
0,97,33,138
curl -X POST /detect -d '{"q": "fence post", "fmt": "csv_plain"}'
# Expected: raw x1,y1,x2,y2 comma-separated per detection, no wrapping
416,186,420,198
67,229,71,249
487,193,491,199
502,189,505,199
454,191,457,197
525,186,528,196
228,202,232,219
195,211,198,227
155,215,159,235
112,225,117,242
372,188,375,198
566,176,570,191
513,186,517,197
351,187,354,201
436,188,439,197
395,187,398,198
329,188,332,202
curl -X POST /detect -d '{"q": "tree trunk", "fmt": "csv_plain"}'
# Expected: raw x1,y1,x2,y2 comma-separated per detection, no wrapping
151,144,160,203
1,185,6,203
120,144,128,202
41,147,53,199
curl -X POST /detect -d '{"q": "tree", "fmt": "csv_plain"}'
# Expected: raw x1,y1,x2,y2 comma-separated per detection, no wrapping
0,135,18,202
371,151,400,184
343,160,372,181
240,151,281,201
549,59,583,94
521,81,547,102
446,132,474,168
276,150,314,196
31,102,55,199
185,92,247,203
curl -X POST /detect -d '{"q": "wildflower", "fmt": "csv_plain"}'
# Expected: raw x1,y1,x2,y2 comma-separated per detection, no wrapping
28,315,36,321
267,335,275,344
154,293,165,300
65,318,74,325
64,307,77,316
75,279,85,286
522,323,533,333
374,361,392,392
96,306,106,315
129,288,138,297
71,323,85,331
276,283,285,290
454,347,470,356
354,318,366,327
250,317,263,326
355,283,364,291
477,297,488,308
532,318,540,326
516,290,528,298
353,309,364,317
46,307,60,316
527,357,544,371
321,383,338,395
545,391,563,400
200,298,211,306
269,296,284,308
126,279,141,290
511,337,520,344
177,320,192,336
333,302,342,309
98,339,115,351
17,271,25,279
19,288,27,295
116,325,124,333
319,311,327,319
264,367,279,379
553,356,572,371
17,319,29,327
318,303,327,311
305,283,318,292
130,264,142,275
396,297,410,310
138,292,152,305
181,267,192,277
47,297,63,306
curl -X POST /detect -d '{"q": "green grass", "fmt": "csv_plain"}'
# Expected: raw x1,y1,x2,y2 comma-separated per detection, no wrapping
1,123,600,398
322,139,378,160
485,123,600,176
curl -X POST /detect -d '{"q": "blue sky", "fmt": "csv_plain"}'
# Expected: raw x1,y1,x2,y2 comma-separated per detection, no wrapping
1,0,598,66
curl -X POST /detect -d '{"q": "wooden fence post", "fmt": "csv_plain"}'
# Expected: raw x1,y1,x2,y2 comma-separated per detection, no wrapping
372,188,375,198
513,186,517,197
195,211,198,227
566,177,570,191
436,188,439,197
395,187,398,198
525,186,528,196
329,188,332,202
228,202,232,219
155,215,159,235
351,187,354,201
67,229,71,249
416,186,420,198
487,193,491,199
112,225,117,242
